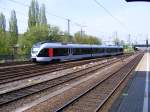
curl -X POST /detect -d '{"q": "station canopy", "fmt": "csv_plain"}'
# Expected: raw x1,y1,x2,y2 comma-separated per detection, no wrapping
126,0,150,2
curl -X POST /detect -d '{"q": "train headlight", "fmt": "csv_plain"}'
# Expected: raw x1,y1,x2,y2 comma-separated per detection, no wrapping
32,48,39,54
32,51,38,54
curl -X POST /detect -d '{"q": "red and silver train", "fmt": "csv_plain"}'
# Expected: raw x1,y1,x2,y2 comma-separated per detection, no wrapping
31,42,123,62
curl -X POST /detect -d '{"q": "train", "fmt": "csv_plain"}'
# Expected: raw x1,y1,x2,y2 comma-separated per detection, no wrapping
31,42,123,62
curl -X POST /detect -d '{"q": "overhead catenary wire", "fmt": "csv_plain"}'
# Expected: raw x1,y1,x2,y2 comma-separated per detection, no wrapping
0,5,28,20
7,0,29,7
0,5,28,33
7,0,67,20
7,0,86,28
0,5,86,35
93,0,129,32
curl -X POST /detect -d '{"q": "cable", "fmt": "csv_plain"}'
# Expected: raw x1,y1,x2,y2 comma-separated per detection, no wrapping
0,6,28,32
73,22,87,28
8,0,29,7
0,5,28,20
93,0,129,31
7,0,85,27
7,0,68,20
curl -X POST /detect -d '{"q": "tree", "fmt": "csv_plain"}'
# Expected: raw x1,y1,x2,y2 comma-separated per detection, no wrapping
74,31,102,45
0,13,11,55
0,13,6,32
48,25,63,42
39,4,47,25
74,31,84,44
0,29,10,55
86,36,102,45
9,10,18,58
28,0,39,28
9,10,18,46
20,25,49,55
60,32,72,43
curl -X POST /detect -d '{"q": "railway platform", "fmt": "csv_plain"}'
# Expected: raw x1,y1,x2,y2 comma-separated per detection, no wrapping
110,52,150,112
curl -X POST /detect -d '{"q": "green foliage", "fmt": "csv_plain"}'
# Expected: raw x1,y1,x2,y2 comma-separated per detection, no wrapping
9,10,18,46
0,0,104,60
39,4,47,25
28,0,39,28
48,25,64,42
60,32,72,43
74,31,102,45
123,44,134,53
20,25,49,54
0,13,6,32
0,29,10,54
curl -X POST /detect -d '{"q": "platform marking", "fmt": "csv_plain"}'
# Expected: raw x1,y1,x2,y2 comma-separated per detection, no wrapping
143,52,149,112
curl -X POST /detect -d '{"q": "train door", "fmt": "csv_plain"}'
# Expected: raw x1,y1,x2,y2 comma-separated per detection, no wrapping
91,47,93,57
68,48,72,60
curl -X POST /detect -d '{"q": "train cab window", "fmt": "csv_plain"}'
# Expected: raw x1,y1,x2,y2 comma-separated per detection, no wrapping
37,48,49,57
53,48,69,56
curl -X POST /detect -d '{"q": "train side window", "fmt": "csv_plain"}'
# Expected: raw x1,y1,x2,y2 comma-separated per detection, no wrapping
106,48,109,53
83,48,92,54
112,48,114,52
109,48,111,53
93,48,97,54
92,48,95,54
88,48,92,54
73,48,81,55
99,48,104,53
53,48,69,56
92,48,104,54
115,48,118,52
73,48,92,55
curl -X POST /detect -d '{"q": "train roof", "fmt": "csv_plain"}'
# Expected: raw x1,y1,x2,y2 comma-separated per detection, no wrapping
33,42,123,48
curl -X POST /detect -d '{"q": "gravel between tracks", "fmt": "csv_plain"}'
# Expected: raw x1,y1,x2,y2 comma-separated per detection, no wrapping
0,57,119,84
0,59,111,94
61,54,142,112
0,58,120,112
6,54,137,112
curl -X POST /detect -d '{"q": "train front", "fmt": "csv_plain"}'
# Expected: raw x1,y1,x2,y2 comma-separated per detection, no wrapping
31,43,42,62
31,42,53,62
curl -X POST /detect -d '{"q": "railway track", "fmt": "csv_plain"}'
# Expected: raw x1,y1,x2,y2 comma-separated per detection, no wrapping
0,55,128,107
0,55,130,84
0,61,32,68
54,53,143,112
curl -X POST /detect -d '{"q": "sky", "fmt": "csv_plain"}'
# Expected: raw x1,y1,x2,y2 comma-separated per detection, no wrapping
0,0,150,44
